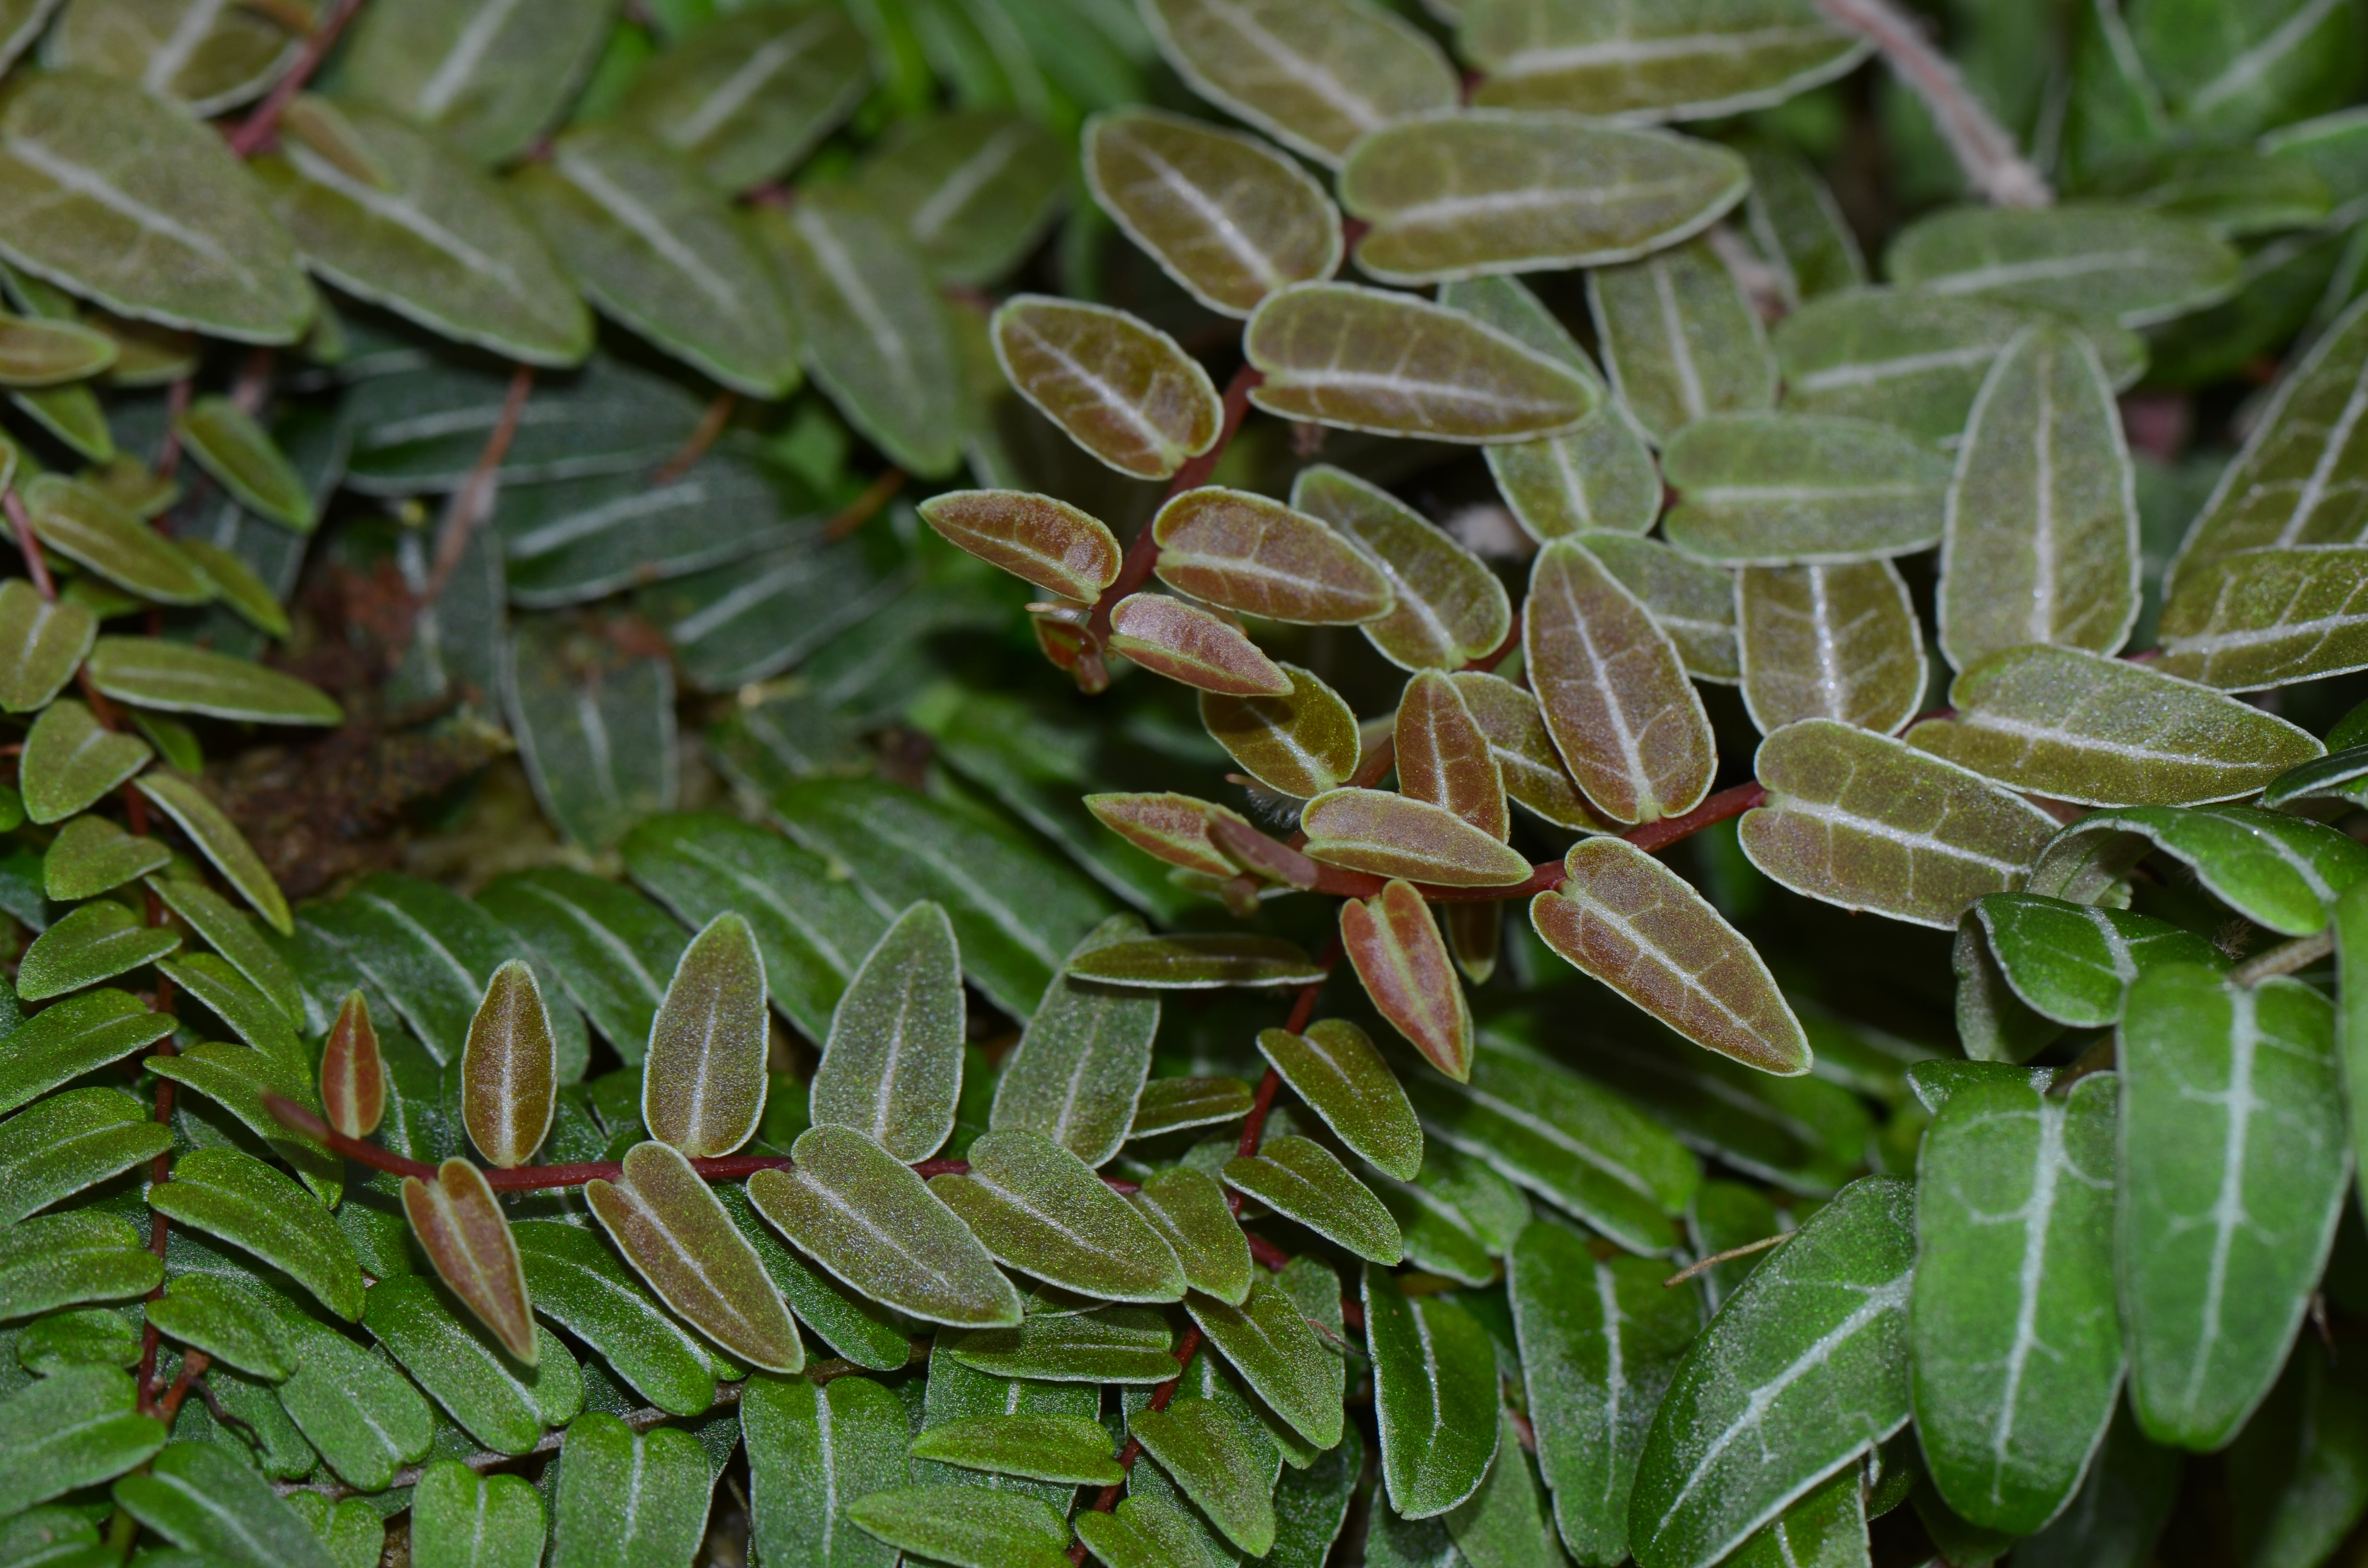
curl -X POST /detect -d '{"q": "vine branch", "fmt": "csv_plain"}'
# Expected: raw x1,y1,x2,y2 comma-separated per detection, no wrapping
226,0,373,158
1813,0,2051,208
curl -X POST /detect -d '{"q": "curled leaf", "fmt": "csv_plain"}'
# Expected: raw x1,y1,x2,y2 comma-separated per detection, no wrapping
1201,663,1360,797
1341,880,1475,1081
1152,487,1394,625
319,990,383,1140
919,490,1122,601
642,912,771,1160
1108,593,1293,696
460,960,557,1170
992,295,1221,479
585,1140,803,1373
401,1157,537,1364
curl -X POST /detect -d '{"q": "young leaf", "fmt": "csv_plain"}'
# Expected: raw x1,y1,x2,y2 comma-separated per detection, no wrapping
1132,1076,1257,1138
1291,463,1513,669
0,578,93,712
1259,1019,1423,1181
1886,203,2241,328
1367,1266,1501,1518
549,1415,715,1568
147,1147,361,1321
0,310,113,385
402,1156,538,1365
1109,593,1294,697
928,1128,1188,1302
944,1306,1179,1383
1588,238,1774,442
2025,803,2368,936
1396,671,1509,840
21,698,151,824
846,1485,1072,1568
1737,561,1926,735
991,295,1221,479
1450,671,1617,830
1661,414,1953,564
2120,966,2345,1450
1131,1166,1254,1305
461,959,557,1169
1225,1134,1403,1263
1302,788,1534,886
1130,1398,1280,1555
1202,663,1361,800
585,1140,804,1374
1460,0,1868,120
742,1372,908,1568
1341,878,1476,1082
173,395,314,531
810,902,963,1163
1153,487,1394,625
641,912,770,1160
990,915,1160,1168
919,490,1122,601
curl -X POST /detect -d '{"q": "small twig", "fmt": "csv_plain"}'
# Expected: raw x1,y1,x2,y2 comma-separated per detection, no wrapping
1621,783,1768,856
154,1351,210,1424
1345,735,1397,792
652,392,738,485
231,349,275,417
153,377,194,482
1235,1068,1285,1162
2231,929,2336,987
822,468,908,543
226,0,371,157
1246,1233,1293,1273
421,365,533,611
1664,1232,1787,1288
1814,0,2051,208
3,487,55,600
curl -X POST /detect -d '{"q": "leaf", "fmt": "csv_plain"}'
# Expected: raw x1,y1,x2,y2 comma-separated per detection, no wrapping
742,1372,907,1568
1586,237,1772,442
174,395,314,531
146,1041,340,1202
412,1463,546,1568
2225,1340,2368,1568
1717,1467,1867,1568
1340,879,1476,1082
1258,1019,1422,1181
0,1365,163,1518
1342,111,1747,283
2157,544,2368,691
1154,487,1394,625
42,815,169,901
22,474,211,604
1938,327,2140,669
496,454,822,609
1198,670,1357,802
2025,803,2368,936
920,490,1122,601
991,915,1160,1167
512,126,798,399
1510,1221,1699,1567
808,902,962,1162
930,1128,1188,1301
847,1485,1072,1568
1186,1274,1344,1452
1109,593,1294,697
549,1414,715,1568
1085,108,1340,317
862,109,1070,288
1911,1073,2120,1532
1064,932,1326,989
1739,720,2061,929
945,1305,1179,1383
1886,204,2241,328
0,1207,158,1321
0,986,174,1116
1908,645,2323,805
147,1147,361,1320
336,0,610,165
512,1219,720,1416
1395,673,1509,839
1738,561,1926,735
84,635,341,724
1772,288,2146,445
365,1274,578,1454
991,295,1221,480
1662,414,1953,564
182,536,292,639
1460,0,1868,120
1629,1176,1914,1568
1128,1167,1252,1306
1247,282,1597,440
402,1157,538,1364
585,1140,804,1374
136,771,291,933
511,621,675,853
759,187,961,475
1450,671,1615,830
0,1086,168,1224
1290,465,1512,670
113,1441,335,1568
2120,966,2345,1450
616,4,871,191
1364,1267,1500,1519
908,1413,1122,1489
0,578,93,712
1526,538,1715,825
624,811,889,1044
909,1339,1100,1504
1226,1134,1401,1264
476,869,686,1068
1129,1398,1280,1555
256,97,590,368
1132,1075,1256,1138
633,912,769,1161
749,1125,1024,1328
1580,1025,1870,1197
1075,1495,1235,1568
1535,837,1812,1075
1972,894,2226,1035
343,356,706,494
0,71,312,342
0,310,113,386
1139,0,1456,166
150,873,302,1023
1301,789,1535,887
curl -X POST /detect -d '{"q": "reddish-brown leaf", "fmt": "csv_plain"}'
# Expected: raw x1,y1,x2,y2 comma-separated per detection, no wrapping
1394,671,1508,841
460,961,557,1169
1086,792,1263,878
992,295,1222,478
1108,593,1293,695
319,988,383,1139
1449,672,1615,831
1151,488,1394,625
402,1157,537,1362
586,1140,804,1372
919,490,1123,600
1201,662,1361,797
1341,880,1473,1081
1300,787,1533,887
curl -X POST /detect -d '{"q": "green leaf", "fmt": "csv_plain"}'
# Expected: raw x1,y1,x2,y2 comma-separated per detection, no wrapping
760,188,961,476
863,109,1070,287
146,1273,289,1380
910,1339,1099,1504
1510,1221,1699,1566
0,986,175,1116
1258,1019,1421,1181
0,1086,168,1224
341,356,705,494
847,1484,1072,1568
137,770,291,933
1580,1025,1868,1197
2025,803,2368,936
2121,965,2345,1450
913,1413,1125,1486
586,1140,803,1374
1200,664,1360,796
1341,111,1745,283
16,1305,140,1373
1248,282,1596,441
550,1414,715,1568
991,915,1159,1167
1971,893,2227,1033
113,1441,335,1568
930,1128,1188,1302
511,1218,720,1416
149,874,302,1026
1223,1134,1402,1263
181,537,291,639
148,1041,339,1201
616,4,871,192
1460,0,1867,120
1066,933,1328,990
1131,1076,1255,1138
21,891,172,999
1290,464,1512,670
0,578,93,712
1740,720,2061,929
1662,414,1952,564
148,1147,361,1320
1138,0,1456,166
1187,1273,1344,1453
258,1298,436,1490
476,868,687,1067
1130,1397,1279,1554
811,902,963,1162
991,294,1221,480
0,1365,163,1516
1718,1466,1868,1568
2157,544,2368,691
1912,1074,2121,1531
365,1274,580,1455
505,619,676,854
1367,1267,1500,1518
84,636,339,724
944,1305,1177,1383
1075,1496,1235,1568
337,0,615,166
173,396,314,532
1589,238,1773,442
749,1125,1024,1328
637,913,768,1160
2225,1339,2368,1568
743,1372,907,1568
412,1463,546,1568
1738,560,1926,735
1084,107,1341,318
497,455,822,608
1890,204,2243,333
42,815,168,901
1374,1141,1525,1286
714,1180,909,1372
1121,1168,1248,1307
22,474,211,604
0,1208,158,1319
0,71,313,342
1444,1409,1567,1568
0,309,113,386
1628,1176,1915,1568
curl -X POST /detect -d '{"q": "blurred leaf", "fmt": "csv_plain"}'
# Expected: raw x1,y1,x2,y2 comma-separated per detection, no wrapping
335,0,615,166
0,1086,171,1225
863,109,1069,287
991,915,1159,1167
1342,878,1475,1082
2026,803,2368,935
497,453,822,607
0,578,94,712
1589,237,1773,442
412,1463,546,1568
148,1146,360,1319
617,3,871,191
85,635,339,723
847,1484,1072,1568
41,815,169,901
341,357,705,494
1366,1268,1498,1518
2226,1339,2368,1568
1738,138,1866,303
1738,560,1925,735
1886,204,2240,327
992,294,1221,480
548,1414,715,1568
23,474,212,604
1109,592,1294,697
174,395,315,531
811,902,962,1161
513,1218,722,1415
1461,0,1867,119
930,1127,1188,1301
401,1157,539,1365
586,1140,803,1373
2264,741,2368,813
0,310,113,386
1662,414,1952,564
1130,1166,1251,1305
0,986,175,1116
1578,1023,1868,1196
2158,544,2368,690
742,1372,908,1568
945,1305,1177,1382
920,489,1122,601
112,1440,335,1568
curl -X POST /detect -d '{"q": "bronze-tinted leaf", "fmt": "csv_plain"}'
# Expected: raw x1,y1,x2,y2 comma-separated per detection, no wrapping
1246,282,1597,441
1341,880,1474,1081
320,990,383,1140
1534,839,1811,1075
1301,788,1535,887
460,961,556,1170
1449,672,1616,831
585,1140,803,1373
402,1158,537,1363
918,490,1122,602
1525,539,1715,825
1151,488,1394,625
1108,594,1293,696
1662,413,1953,564
642,912,770,1160
1290,465,1512,670
0,578,94,713
1258,1018,1424,1180
1587,534,1741,684
1395,671,1509,842
1737,561,1926,735
1588,237,1773,443
992,295,1222,479
1085,792,1261,879
1200,663,1361,798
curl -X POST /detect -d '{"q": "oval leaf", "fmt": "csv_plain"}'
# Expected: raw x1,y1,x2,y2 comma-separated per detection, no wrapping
1366,1267,1500,1518
1738,560,1926,735
1396,670,1509,840
1462,0,1867,120
992,295,1221,480
809,902,962,1163
0,578,94,713
461,960,557,1169
1108,593,1294,696
927,1128,1188,1303
1589,237,1773,442
584,1139,803,1373
1132,1166,1254,1306
1224,1135,1402,1263
1887,203,2240,328
990,915,1160,1168
1291,464,1512,670
642,911,771,1160
1663,413,1953,564
1341,878,1476,1082
1201,663,1361,798
2026,803,2368,937
1259,1019,1423,1181
147,1147,361,1321
23,474,210,604
1153,487,1394,625
85,635,341,724
920,490,1122,601
2158,544,2368,691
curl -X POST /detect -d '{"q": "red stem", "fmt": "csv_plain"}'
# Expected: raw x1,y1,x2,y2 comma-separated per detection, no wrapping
226,0,372,158
3,488,54,600
1621,782,1767,855
1246,1233,1292,1273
